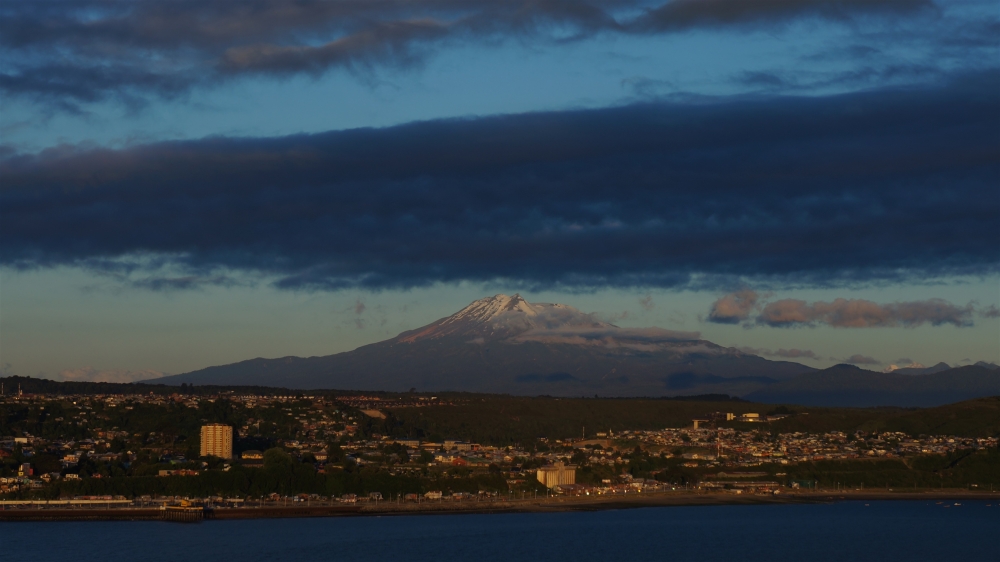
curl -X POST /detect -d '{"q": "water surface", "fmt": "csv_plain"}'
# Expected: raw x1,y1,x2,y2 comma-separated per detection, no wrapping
4,501,997,562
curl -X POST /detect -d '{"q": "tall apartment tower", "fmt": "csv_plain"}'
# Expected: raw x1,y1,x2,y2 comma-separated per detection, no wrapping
200,424,233,459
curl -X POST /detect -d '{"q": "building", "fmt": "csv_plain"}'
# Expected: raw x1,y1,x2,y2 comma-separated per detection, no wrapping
200,424,233,459
240,450,264,467
537,462,577,488
740,413,761,422
444,440,477,451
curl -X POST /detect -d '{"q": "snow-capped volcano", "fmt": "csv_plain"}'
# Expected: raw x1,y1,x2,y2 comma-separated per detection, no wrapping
398,293,605,342
445,294,540,323
159,293,818,396
153,294,998,404
398,293,699,348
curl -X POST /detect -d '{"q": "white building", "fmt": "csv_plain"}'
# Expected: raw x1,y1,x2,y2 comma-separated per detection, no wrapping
537,462,576,488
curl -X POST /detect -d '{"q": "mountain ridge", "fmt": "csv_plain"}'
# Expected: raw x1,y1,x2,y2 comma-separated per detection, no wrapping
154,294,811,394
745,364,1000,407
152,294,999,406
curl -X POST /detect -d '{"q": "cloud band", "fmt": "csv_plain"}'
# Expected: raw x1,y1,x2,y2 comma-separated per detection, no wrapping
0,0,936,107
2,72,998,291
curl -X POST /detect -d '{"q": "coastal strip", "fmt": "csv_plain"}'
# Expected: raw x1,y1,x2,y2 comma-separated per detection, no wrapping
3,490,998,522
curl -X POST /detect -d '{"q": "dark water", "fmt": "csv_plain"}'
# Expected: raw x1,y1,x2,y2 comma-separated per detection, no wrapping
4,501,998,562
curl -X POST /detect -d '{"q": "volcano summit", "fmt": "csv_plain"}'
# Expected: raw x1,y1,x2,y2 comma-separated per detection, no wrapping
156,294,812,395
398,294,702,348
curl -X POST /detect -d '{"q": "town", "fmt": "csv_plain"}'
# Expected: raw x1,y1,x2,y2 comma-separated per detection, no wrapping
2,386,997,509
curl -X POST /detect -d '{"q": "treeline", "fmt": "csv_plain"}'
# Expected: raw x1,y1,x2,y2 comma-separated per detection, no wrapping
378,396,1000,444
0,376,303,397
10,447,998,500
768,396,1000,437
377,399,998,446
21,449,508,500
783,448,1000,488
375,398,774,446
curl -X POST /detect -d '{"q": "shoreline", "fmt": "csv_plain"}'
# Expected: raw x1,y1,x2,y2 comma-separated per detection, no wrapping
2,490,997,522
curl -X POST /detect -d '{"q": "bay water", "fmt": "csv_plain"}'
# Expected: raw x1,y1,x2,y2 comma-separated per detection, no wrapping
3,501,997,561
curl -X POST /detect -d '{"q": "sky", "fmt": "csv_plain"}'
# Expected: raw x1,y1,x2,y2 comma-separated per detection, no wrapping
1,0,998,383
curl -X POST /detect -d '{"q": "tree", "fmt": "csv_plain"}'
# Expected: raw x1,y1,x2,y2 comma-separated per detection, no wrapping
326,441,346,463
31,453,62,475
74,452,98,478
263,448,294,471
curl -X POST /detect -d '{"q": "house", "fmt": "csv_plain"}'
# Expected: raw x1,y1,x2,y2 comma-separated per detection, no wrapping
158,469,198,477
240,450,264,467
444,440,477,451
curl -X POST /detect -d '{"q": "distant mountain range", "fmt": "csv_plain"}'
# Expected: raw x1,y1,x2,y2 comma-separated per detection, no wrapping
881,361,998,375
154,294,1000,407
747,364,1000,408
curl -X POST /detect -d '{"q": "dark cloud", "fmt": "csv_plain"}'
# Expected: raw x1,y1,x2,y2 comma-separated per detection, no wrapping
733,63,945,94
515,326,702,346
708,289,761,324
338,298,370,329
129,275,240,291
603,310,631,322
634,0,931,31
843,354,880,365
0,63,193,113
769,348,819,360
59,367,166,383
737,71,788,89
757,298,977,328
0,0,942,108
739,347,819,360
1,72,998,291
979,305,1000,319
620,76,676,98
